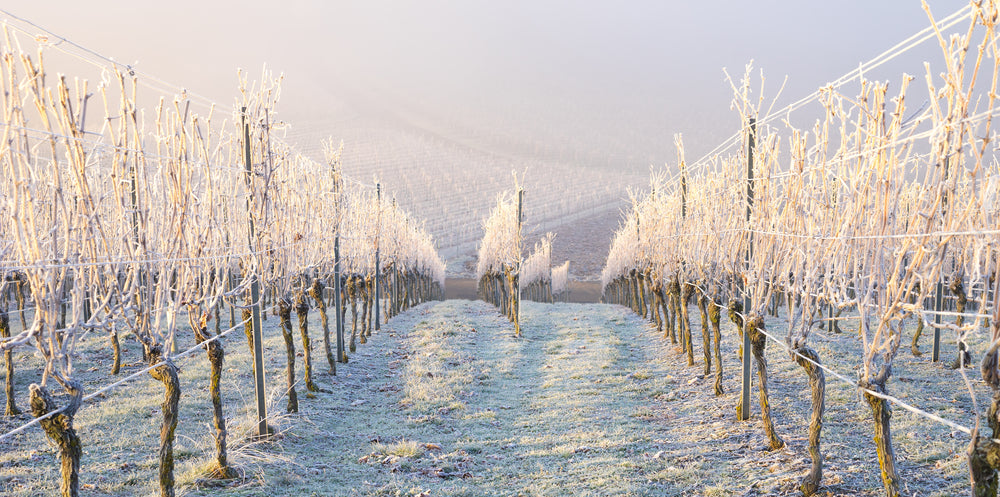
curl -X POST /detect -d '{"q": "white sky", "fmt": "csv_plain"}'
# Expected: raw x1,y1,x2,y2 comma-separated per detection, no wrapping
4,0,972,173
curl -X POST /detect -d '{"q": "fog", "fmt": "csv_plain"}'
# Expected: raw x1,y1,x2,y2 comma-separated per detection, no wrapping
2,1,974,267
7,1,969,172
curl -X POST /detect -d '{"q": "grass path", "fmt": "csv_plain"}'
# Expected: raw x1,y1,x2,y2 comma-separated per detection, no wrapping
2,298,976,495
178,299,975,496
185,299,721,496
183,299,806,496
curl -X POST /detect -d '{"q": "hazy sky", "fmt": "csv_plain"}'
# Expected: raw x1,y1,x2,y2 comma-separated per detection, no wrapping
5,0,972,172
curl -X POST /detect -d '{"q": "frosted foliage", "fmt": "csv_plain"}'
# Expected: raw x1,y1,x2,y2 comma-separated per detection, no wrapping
521,234,553,287
602,0,1000,390
376,200,447,287
476,191,522,279
552,261,570,295
0,30,445,395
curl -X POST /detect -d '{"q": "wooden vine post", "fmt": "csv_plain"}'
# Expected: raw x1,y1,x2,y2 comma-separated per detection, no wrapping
932,283,943,362
931,126,955,363
515,188,524,337
242,107,269,438
739,117,755,421
375,183,381,331
681,159,687,219
335,216,346,362
931,127,955,364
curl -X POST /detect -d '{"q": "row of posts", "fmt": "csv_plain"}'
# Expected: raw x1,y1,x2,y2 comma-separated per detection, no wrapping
734,118,946,419
615,117,950,421
476,189,524,336
242,110,387,435
242,116,950,434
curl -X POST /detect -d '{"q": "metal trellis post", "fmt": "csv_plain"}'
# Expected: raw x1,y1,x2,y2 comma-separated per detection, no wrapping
242,107,268,437
740,118,756,422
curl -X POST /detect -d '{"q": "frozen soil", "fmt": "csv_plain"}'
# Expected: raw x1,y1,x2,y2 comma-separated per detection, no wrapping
0,299,986,496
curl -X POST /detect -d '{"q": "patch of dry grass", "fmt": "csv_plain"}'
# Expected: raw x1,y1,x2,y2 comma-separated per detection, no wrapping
367,440,426,460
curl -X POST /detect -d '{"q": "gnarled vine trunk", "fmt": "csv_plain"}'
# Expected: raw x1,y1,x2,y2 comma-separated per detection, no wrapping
910,317,924,357
278,299,299,413
697,292,712,376
728,299,747,419
382,270,391,324
748,315,784,450
707,296,724,396
969,377,1000,496
651,282,664,332
109,322,121,375
296,291,318,393
1,309,20,415
339,281,349,363
680,281,694,366
192,320,236,479
793,346,825,495
950,278,971,369
401,273,411,311
358,281,368,345
970,343,1000,496
629,270,639,315
348,277,358,353
637,271,647,319
29,382,82,497
309,278,336,374
663,285,675,343
365,276,374,337
147,349,181,497
862,379,899,497
15,276,28,330
242,308,254,352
